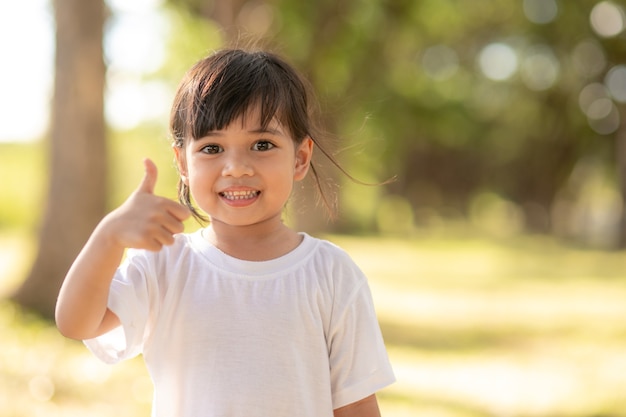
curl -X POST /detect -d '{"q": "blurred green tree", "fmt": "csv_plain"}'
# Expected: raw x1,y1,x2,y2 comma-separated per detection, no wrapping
165,0,626,244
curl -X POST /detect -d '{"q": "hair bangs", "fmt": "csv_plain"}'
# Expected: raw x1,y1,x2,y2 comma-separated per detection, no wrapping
177,51,295,142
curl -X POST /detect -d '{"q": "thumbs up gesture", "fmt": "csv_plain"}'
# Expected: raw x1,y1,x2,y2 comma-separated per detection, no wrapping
137,157,159,195
101,159,191,251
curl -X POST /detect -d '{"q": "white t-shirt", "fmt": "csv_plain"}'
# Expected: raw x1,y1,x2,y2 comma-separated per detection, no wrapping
85,231,395,417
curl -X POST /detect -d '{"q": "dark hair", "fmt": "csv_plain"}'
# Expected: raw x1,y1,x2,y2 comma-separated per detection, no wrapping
170,48,348,223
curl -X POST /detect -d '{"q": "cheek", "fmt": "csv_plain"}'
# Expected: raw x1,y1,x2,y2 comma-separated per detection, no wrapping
186,161,220,194
187,166,208,187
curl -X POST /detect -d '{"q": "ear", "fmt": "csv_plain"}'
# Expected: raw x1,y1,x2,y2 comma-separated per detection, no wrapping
172,145,189,185
294,137,314,181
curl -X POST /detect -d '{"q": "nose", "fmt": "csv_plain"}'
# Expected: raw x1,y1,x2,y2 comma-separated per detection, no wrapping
221,150,254,178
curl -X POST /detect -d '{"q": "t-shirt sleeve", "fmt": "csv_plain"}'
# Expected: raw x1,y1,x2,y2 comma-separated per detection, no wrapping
327,264,396,409
83,250,153,364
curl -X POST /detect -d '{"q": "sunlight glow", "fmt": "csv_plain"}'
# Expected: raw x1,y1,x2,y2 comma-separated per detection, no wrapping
105,9,168,73
28,375,55,402
0,0,170,142
107,0,163,13
104,0,170,130
105,78,172,130
0,1,53,141
73,356,113,384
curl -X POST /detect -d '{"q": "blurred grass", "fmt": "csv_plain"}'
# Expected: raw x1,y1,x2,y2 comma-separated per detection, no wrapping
0,142,45,232
2,231,626,416
332,234,626,417
2,140,626,416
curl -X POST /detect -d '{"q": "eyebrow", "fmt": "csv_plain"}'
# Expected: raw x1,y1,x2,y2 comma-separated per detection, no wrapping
250,127,284,136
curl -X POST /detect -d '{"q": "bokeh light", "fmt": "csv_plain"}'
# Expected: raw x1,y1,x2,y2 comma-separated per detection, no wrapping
523,0,558,24
571,39,606,79
579,83,609,114
605,65,626,103
588,99,620,135
590,1,626,38
579,82,620,135
587,98,614,120
520,45,560,91
478,43,518,81
29,375,55,402
421,45,460,80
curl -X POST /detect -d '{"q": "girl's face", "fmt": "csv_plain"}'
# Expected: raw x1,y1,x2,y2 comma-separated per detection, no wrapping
174,107,313,231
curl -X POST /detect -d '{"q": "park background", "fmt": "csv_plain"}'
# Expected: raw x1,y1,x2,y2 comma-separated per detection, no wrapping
1,0,626,415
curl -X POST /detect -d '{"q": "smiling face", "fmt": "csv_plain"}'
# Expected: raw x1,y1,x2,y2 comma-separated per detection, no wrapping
174,107,313,231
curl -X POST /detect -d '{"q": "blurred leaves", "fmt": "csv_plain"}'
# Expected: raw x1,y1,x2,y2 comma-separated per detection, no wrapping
154,0,626,243
2,0,624,244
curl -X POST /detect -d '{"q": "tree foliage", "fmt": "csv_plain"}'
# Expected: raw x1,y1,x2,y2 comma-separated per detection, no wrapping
169,0,625,244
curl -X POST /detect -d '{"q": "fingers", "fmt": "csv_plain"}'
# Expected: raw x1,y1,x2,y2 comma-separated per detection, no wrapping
167,199,192,222
137,158,158,194
153,203,188,237
135,159,191,220
137,196,191,251
109,159,192,252
147,224,179,250
140,158,191,248
128,207,185,252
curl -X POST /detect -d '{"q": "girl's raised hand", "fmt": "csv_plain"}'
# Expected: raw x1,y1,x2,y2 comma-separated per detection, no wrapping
101,158,191,251
56,159,190,339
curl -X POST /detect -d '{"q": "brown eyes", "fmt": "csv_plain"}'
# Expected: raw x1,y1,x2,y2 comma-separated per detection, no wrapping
200,141,275,154
252,141,275,151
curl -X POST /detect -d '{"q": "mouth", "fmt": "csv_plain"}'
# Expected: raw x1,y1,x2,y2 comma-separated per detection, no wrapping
219,190,261,201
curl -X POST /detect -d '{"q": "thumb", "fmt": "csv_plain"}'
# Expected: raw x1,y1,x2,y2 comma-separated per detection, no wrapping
137,158,158,194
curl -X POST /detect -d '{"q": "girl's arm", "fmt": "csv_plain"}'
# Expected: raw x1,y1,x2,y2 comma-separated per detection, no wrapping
55,159,190,340
333,395,381,417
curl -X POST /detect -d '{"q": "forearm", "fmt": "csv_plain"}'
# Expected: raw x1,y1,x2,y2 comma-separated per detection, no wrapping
56,159,190,340
55,220,125,340
333,395,381,417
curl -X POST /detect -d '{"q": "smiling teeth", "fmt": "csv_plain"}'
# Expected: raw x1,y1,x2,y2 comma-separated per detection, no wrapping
221,190,260,200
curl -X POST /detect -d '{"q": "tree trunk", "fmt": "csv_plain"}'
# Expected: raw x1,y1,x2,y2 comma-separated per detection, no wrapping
13,0,107,319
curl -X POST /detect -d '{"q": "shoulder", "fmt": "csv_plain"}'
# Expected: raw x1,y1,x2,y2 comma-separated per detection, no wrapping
302,234,367,285
305,234,358,265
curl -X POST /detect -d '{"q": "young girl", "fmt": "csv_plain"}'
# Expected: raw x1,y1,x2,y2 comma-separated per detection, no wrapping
55,48,395,417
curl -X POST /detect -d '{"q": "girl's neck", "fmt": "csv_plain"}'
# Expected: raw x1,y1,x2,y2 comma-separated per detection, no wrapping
202,221,302,262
